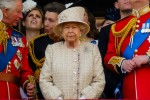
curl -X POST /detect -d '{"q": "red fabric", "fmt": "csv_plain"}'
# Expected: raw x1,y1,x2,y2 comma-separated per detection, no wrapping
0,44,3,53
0,27,33,99
104,12,150,99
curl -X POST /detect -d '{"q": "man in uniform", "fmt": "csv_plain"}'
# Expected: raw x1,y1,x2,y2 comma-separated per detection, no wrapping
0,0,35,99
98,0,132,98
104,0,150,99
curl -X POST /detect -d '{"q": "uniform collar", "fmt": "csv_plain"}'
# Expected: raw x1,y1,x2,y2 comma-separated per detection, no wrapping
132,5,150,18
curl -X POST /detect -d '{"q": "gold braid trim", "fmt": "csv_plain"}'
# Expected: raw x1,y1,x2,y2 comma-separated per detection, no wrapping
108,56,125,73
146,50,150,58
0,22,9,54
11,27,24,36
28,34,47,67
111,18,137,55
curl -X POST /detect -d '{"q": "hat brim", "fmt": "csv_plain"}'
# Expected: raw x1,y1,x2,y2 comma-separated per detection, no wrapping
53,21,90,35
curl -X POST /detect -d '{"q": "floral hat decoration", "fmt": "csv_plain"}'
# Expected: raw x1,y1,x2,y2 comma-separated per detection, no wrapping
22,0,37,14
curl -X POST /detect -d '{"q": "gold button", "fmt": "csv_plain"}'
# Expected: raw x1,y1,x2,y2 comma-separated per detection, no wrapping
8,70,11,72
8,62,11,64
136,25,139,28
134,49,138,52
135,29,139,32
137,20,140,23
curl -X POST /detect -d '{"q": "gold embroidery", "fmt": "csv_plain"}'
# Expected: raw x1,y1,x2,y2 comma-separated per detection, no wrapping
28,40,45,67
111,18,137,55
146,50,150,57
132,5,150,18
34,68,41,83
108,56,125,73
0,22,9,54
13,59,21,70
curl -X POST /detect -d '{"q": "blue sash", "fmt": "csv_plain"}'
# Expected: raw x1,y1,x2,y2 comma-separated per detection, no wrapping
123,19,150,59
0,30,22,71
114,19,150,99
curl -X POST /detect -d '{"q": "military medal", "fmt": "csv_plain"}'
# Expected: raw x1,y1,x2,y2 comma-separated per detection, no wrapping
16,50,22,60
14,59,21,70
11,36,24,47
141,23,146,33
147,36,150,43
146,23,150,33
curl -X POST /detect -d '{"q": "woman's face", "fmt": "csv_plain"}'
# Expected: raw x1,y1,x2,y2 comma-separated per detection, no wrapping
62,22,82,43
23,9,43,30
44,11,58,35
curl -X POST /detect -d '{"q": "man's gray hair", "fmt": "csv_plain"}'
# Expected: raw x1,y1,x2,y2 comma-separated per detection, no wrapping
0,0,16,9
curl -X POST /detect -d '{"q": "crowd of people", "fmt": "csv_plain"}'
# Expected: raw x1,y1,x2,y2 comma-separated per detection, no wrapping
0,0,150,99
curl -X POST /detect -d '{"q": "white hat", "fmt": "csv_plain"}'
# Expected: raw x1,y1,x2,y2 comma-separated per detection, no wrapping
22,0,37,14
53,7,90,35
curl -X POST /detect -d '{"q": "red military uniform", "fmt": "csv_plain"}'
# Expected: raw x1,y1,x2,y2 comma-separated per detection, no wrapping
104,6,150,99
0,22,33,99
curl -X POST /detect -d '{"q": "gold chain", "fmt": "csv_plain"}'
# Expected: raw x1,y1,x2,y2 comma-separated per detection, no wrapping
111,18,137,55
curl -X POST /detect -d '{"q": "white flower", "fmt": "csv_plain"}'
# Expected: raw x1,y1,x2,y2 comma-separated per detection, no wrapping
65,2,73,8
22,0,37,14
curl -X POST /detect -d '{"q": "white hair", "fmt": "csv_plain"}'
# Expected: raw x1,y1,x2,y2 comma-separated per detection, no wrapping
0,0,17,9
58,22,86,34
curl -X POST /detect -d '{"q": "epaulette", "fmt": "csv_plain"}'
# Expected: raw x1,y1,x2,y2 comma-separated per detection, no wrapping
31,33,47,42
111,15,137,56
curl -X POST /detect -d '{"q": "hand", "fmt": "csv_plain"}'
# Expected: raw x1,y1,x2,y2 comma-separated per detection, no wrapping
132,55,150,67
121,59,136,73
26,82,36,99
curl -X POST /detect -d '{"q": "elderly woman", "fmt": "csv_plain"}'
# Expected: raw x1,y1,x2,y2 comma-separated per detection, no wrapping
39,7,105,99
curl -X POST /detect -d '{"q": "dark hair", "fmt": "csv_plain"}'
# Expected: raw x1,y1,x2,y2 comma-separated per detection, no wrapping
23,7,44,22
84,8,99,39
44,2,66,14
21,6,44,35
105,7,120,21
113,0,118,2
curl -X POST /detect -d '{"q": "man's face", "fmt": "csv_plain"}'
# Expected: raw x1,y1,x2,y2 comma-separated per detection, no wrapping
115,0,132,11
44,11,58,35
6,0,23,26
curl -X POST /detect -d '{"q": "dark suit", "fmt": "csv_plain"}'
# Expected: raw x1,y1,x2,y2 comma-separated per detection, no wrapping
98,24,121,99
28,34,54,99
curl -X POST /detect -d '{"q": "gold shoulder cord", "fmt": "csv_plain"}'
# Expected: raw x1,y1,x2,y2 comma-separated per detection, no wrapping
0,22,9,54
111,18,137,55
28,34,46,67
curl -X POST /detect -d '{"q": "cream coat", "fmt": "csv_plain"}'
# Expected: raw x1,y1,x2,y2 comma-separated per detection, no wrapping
39,41,105,99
